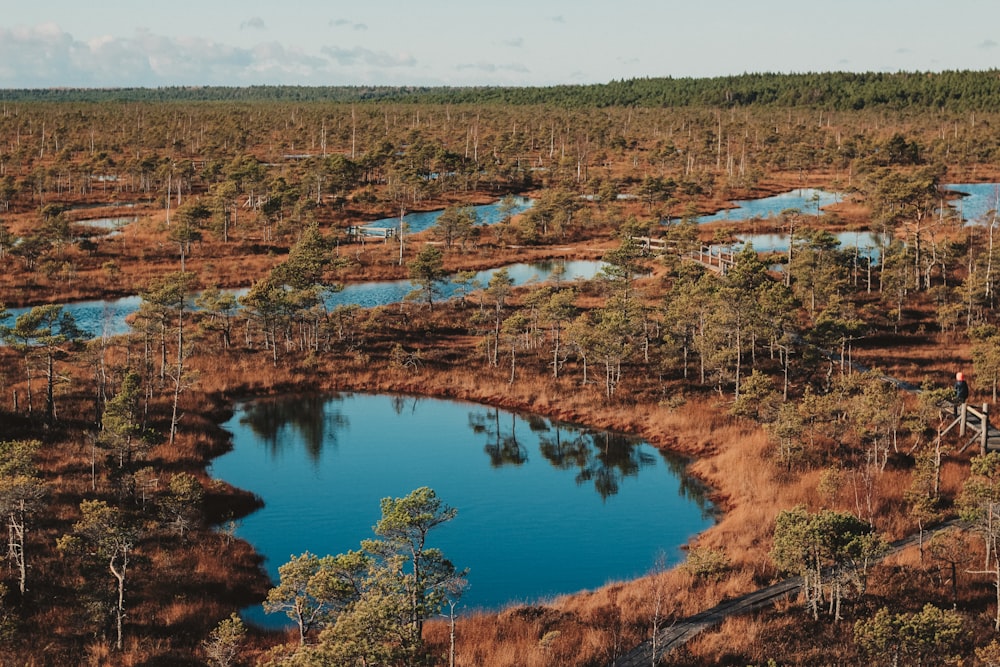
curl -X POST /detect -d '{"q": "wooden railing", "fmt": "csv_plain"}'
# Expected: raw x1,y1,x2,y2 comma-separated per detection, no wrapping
348,225,396,239
690,245,737,275
630,238,738,275
958,402,994,453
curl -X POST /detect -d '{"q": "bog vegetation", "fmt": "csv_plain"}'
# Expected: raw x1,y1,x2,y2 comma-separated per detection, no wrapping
2,74,1000,665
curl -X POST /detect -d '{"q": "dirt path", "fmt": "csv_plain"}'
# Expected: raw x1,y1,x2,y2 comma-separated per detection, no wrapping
609,524,953,666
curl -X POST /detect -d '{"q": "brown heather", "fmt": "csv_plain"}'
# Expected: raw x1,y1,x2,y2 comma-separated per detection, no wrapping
1,266,995,665
2,102,1000,665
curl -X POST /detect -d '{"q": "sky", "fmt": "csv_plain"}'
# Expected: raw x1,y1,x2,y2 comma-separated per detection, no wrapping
1,1,999,89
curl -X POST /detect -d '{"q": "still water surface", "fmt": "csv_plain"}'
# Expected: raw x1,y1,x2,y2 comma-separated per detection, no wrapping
73,216,138,231
6,260,603,340
366,196,533,233
732,231,889,264
946,183,1000,223
211,393,715,626
696,188,840,224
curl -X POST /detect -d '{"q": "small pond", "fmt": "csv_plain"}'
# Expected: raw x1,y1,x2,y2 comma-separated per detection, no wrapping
730,231,889,264
211,393,715,626
695,188,840,224
366,196,533,234
5,295,142,340
72,216,138,231
945,183,1000,223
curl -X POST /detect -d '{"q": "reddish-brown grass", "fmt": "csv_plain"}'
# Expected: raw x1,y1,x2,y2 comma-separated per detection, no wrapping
2,135,997,665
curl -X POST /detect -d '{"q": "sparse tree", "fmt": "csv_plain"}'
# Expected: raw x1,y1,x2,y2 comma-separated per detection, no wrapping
0,304,81,422
854,604,965,667
57,500,139,651
484,269,514,367
407,245,445,306
169,201,210,272
432,205,477,249
202,612,246,667
0,440,45,595
364,486,465,640
958,452,1000,629
771,505,885,621
159,472,204,538
140,272,196,445
927,528,974,607
195,286,239,350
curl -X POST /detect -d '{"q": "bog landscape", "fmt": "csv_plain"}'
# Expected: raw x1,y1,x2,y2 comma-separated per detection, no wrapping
4,73,1000,665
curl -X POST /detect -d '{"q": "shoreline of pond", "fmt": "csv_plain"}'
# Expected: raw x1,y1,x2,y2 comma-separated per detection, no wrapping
210,390,718,626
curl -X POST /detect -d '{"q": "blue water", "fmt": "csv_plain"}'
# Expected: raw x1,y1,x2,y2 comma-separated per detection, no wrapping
324,260,603,309
4,295,142,339
945,183,1000,224
72,216,137,231
210,394,714,627
366,196,533,233
3,260,604,340
696,188,840,224
732,231,888,264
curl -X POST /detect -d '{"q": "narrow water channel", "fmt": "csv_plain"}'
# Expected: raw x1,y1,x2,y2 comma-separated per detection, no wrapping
5,260,604,340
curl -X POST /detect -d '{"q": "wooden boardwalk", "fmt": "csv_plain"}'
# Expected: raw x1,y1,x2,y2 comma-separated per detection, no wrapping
609,525,951,667
607,400,997,665
946,403,1000,454
347,225,396,239
614,235,1000,662
605,334,997,664
631,237,737,275
610,577,803,667
685,246,736,275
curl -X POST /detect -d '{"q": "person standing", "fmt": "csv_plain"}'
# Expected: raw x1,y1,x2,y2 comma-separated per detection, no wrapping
955,372,970,404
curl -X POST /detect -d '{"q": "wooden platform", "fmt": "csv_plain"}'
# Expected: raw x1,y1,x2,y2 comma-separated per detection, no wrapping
948,402,1000,453
630,237,737,275
347,225,396,239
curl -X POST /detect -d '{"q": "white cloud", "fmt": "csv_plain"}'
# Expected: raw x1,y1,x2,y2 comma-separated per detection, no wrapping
322,46,415,68
502,37,524,48
979,39,998,49
456,62,530,74
0,21,553,87
330,19,368,31
0,23,346,86
240,17,267,31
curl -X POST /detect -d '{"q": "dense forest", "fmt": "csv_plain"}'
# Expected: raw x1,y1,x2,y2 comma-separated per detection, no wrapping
4,70,1000,110
3,73,1000,665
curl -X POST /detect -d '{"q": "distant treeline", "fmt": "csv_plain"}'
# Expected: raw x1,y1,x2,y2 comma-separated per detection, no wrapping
3,70,1000,110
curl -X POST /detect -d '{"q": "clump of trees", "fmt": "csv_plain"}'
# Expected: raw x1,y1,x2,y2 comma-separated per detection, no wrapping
771,506,887,622
264,487,466,665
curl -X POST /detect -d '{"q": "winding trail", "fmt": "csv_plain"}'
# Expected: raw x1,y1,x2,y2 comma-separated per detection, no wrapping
609,524,952,666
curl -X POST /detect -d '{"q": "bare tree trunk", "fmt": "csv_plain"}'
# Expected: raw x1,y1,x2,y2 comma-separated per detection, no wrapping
169,306,184,446
448,601,458,667
22,355,33,415
110,551,128,651
7,506,25,595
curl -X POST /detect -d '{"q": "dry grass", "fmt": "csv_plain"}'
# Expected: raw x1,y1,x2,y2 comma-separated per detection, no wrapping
1,152,996,665
0,286,985,665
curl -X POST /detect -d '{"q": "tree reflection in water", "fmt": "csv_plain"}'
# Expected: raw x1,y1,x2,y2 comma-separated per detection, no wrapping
469,408,528,467
470,408,662,500
658,452,717,521
236,394,712,510
238,394,349,464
